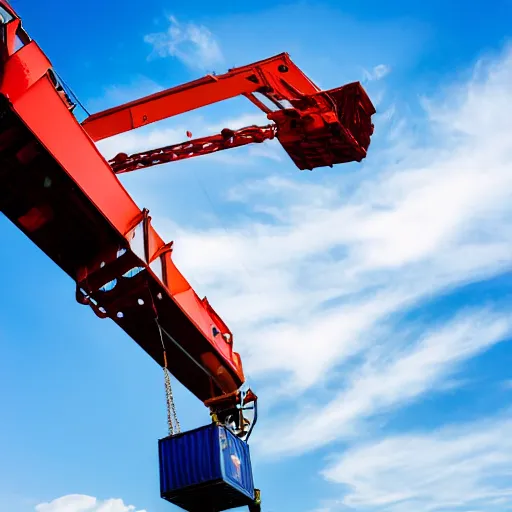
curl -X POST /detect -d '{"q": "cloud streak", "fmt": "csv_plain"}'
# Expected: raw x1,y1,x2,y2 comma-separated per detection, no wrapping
158,44,512,461
363,63,391,81
144,15,224,70
322,414,512,512
255,309,512,456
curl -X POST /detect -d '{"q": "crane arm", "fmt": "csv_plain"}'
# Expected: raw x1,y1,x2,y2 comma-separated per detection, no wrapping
83,53,376,172
81,53,320,142
109,125,277,174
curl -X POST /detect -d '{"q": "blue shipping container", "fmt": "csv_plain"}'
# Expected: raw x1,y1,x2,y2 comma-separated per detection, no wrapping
159,423,255,511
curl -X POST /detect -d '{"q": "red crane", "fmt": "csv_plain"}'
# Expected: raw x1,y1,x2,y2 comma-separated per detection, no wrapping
0,1,375,439
82,53,375,175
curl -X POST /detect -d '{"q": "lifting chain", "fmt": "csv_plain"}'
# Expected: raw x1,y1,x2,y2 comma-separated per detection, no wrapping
163,356,181,435
156,318,181,436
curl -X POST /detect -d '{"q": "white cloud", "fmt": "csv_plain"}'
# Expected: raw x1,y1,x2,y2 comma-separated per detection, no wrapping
248,140,283,162
96,125,186,160
254,309,511,456
168,46,512,375
144,15,224,70
35,495,146,512
321,415,512,512
156,44,512,456
363,63,391,81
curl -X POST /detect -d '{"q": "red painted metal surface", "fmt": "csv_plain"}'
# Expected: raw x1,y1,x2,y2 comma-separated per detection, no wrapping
110,125,277,174
0,2,244,403
0,1,376,413
86,53,376,174
81,53,321,142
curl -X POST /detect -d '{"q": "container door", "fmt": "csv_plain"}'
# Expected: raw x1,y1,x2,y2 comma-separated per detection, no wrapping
218,427,255,499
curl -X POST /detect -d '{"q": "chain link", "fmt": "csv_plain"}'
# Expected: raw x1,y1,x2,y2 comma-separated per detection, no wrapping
154,317,181,436
163,365,181,435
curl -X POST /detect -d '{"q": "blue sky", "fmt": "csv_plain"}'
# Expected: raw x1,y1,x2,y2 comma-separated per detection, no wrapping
1,0,512,511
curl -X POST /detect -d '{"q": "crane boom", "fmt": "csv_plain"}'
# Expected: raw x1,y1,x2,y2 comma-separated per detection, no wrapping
83,54,376,173
81,53,320,142
0,1,250,414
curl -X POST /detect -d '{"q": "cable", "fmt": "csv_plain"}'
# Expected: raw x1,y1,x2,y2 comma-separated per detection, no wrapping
53,69,91,118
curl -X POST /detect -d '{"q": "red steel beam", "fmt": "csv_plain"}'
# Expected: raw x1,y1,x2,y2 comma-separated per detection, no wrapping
0,3,245,403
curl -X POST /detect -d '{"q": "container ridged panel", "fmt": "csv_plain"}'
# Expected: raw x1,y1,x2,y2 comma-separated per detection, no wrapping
159,422,221,491
159,423,255,511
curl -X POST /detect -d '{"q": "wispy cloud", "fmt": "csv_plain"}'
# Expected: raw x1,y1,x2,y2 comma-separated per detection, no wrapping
96,122,189,161
363,63,391,81
144,15,224,70
157,44,512,459
321,414,512,512
255,310,511,456
502,379,512,390
35,494,146,512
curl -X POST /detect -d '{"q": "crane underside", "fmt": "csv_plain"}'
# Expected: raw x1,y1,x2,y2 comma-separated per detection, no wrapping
0,94,244,403
0,0,375,453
